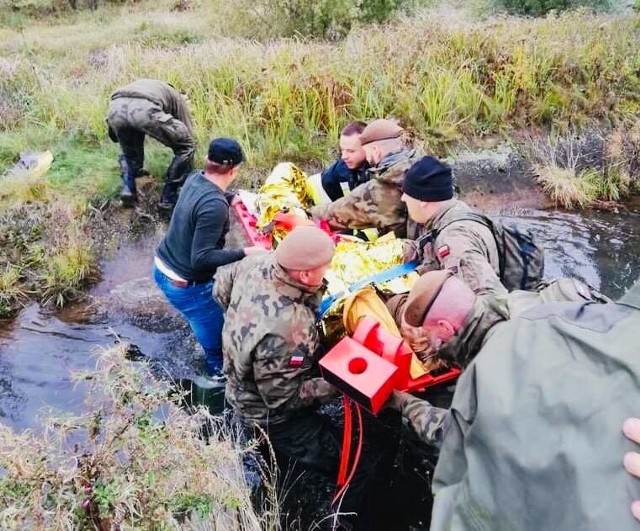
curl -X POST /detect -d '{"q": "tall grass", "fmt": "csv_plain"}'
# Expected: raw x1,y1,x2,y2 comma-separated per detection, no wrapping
1,2,640,312
0,198,99,316
531,126,640,207
2,4,640,174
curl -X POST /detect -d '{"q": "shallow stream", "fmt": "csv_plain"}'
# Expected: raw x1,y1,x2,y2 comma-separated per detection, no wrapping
0,204,638,527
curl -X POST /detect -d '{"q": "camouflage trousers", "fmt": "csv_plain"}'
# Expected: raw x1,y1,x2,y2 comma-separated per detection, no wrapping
107,97,195,186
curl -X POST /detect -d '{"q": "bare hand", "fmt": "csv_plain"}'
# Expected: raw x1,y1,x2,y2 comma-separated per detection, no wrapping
243,246,269,256
623,417,640,521
400,318,431,353
402,239,419,263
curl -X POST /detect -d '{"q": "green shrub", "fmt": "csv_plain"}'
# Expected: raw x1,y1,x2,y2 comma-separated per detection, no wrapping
219,0,420,39
491,0,612,16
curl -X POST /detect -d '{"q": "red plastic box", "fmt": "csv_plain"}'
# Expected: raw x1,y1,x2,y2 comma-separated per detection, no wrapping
320,317,461,412
319,337,399,414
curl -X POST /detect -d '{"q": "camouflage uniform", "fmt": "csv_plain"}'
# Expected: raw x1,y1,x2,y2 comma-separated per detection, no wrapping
389,279,610,448
106,79,195,204
310,148,419,238
429,281,640,531
389,277,608,368
215,253,379,526
405,199,506,296
388,391,450,448
214,253,336,426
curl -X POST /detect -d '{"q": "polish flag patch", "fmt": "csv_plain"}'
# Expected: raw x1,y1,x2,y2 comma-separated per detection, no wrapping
437,245,450,259
289,355,305,368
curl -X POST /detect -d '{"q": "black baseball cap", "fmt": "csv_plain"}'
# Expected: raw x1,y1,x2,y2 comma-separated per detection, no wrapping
207,138,244,166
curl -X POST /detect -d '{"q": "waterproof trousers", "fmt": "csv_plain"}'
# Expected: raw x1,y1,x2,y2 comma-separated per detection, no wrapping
107,97,195,203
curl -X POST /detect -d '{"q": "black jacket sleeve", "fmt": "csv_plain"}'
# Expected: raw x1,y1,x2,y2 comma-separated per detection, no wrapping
190,198,245,273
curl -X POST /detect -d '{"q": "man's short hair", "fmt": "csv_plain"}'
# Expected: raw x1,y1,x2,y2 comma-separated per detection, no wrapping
341,121,367,137
205,160,235,175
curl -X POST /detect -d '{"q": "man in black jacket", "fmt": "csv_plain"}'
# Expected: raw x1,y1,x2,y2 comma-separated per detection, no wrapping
153,138,263,383
320,121,370,201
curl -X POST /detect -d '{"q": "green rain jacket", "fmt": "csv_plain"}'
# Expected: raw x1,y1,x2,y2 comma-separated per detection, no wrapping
429,278,640,530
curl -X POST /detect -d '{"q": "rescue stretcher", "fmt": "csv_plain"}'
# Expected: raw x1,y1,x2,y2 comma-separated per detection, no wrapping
231,195,461,414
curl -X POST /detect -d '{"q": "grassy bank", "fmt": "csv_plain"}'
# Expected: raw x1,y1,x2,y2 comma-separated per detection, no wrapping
0,345,274,529
1,0,640,313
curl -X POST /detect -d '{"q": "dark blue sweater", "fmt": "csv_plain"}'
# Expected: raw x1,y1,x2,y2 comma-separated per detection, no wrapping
156,171,245,282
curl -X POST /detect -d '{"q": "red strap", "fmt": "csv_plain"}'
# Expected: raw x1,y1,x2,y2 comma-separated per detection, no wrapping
333,399,364,507
337,394,352,486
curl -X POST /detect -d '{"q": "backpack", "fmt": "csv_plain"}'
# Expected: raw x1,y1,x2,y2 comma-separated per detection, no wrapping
434,211,545,292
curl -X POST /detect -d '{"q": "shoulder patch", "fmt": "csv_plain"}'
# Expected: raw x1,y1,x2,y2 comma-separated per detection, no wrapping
437,245,450,259
289,354,305,368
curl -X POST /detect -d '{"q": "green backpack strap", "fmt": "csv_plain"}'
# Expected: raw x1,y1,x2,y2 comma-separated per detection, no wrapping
618,277,640,310
418,211,491,250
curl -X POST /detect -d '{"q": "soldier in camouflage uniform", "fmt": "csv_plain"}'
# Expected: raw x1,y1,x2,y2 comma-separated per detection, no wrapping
214,226,337,426
310,119,420,238
400,156,508,296
214,226,377,526
388,269,608,369
387,279,640,531
106,79,195,208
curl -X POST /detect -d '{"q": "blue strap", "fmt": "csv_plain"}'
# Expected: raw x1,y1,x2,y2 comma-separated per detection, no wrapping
317,261,418,318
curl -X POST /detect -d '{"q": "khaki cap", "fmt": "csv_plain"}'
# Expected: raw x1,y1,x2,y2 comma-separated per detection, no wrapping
275,226,335,270
403,270,453,327
359,119,403,146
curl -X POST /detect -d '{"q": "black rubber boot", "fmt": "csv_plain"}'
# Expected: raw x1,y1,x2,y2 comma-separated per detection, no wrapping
118,155,138,208
158,182,179,211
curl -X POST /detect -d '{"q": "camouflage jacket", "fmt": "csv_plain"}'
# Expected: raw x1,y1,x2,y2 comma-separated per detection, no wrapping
310,148,419,237
110,78,194,135
214,253,337,426
405,199,506,296
443,277,609,366
429,280,640,531
390,279,608,447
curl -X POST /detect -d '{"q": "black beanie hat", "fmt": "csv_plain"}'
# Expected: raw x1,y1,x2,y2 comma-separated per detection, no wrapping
402,156,453,202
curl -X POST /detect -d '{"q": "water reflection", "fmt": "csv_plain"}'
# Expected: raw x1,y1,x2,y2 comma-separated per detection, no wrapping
0,304,176,431
499,207,640,298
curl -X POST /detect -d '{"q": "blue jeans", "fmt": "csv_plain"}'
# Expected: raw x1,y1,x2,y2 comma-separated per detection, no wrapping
153,264,224,375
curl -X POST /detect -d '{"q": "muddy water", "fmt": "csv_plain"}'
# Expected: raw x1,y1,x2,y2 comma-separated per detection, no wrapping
501,206,640,299
0,205,638,526
1,206,639,427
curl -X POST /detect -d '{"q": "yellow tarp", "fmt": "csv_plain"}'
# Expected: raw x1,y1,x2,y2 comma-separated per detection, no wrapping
256,163,314,243
342,286,427,379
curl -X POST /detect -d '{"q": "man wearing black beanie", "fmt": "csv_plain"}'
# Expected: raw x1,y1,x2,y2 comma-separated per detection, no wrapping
400,156,507,298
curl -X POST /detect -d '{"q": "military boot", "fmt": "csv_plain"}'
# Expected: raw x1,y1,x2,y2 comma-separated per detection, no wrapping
118,155,138,208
